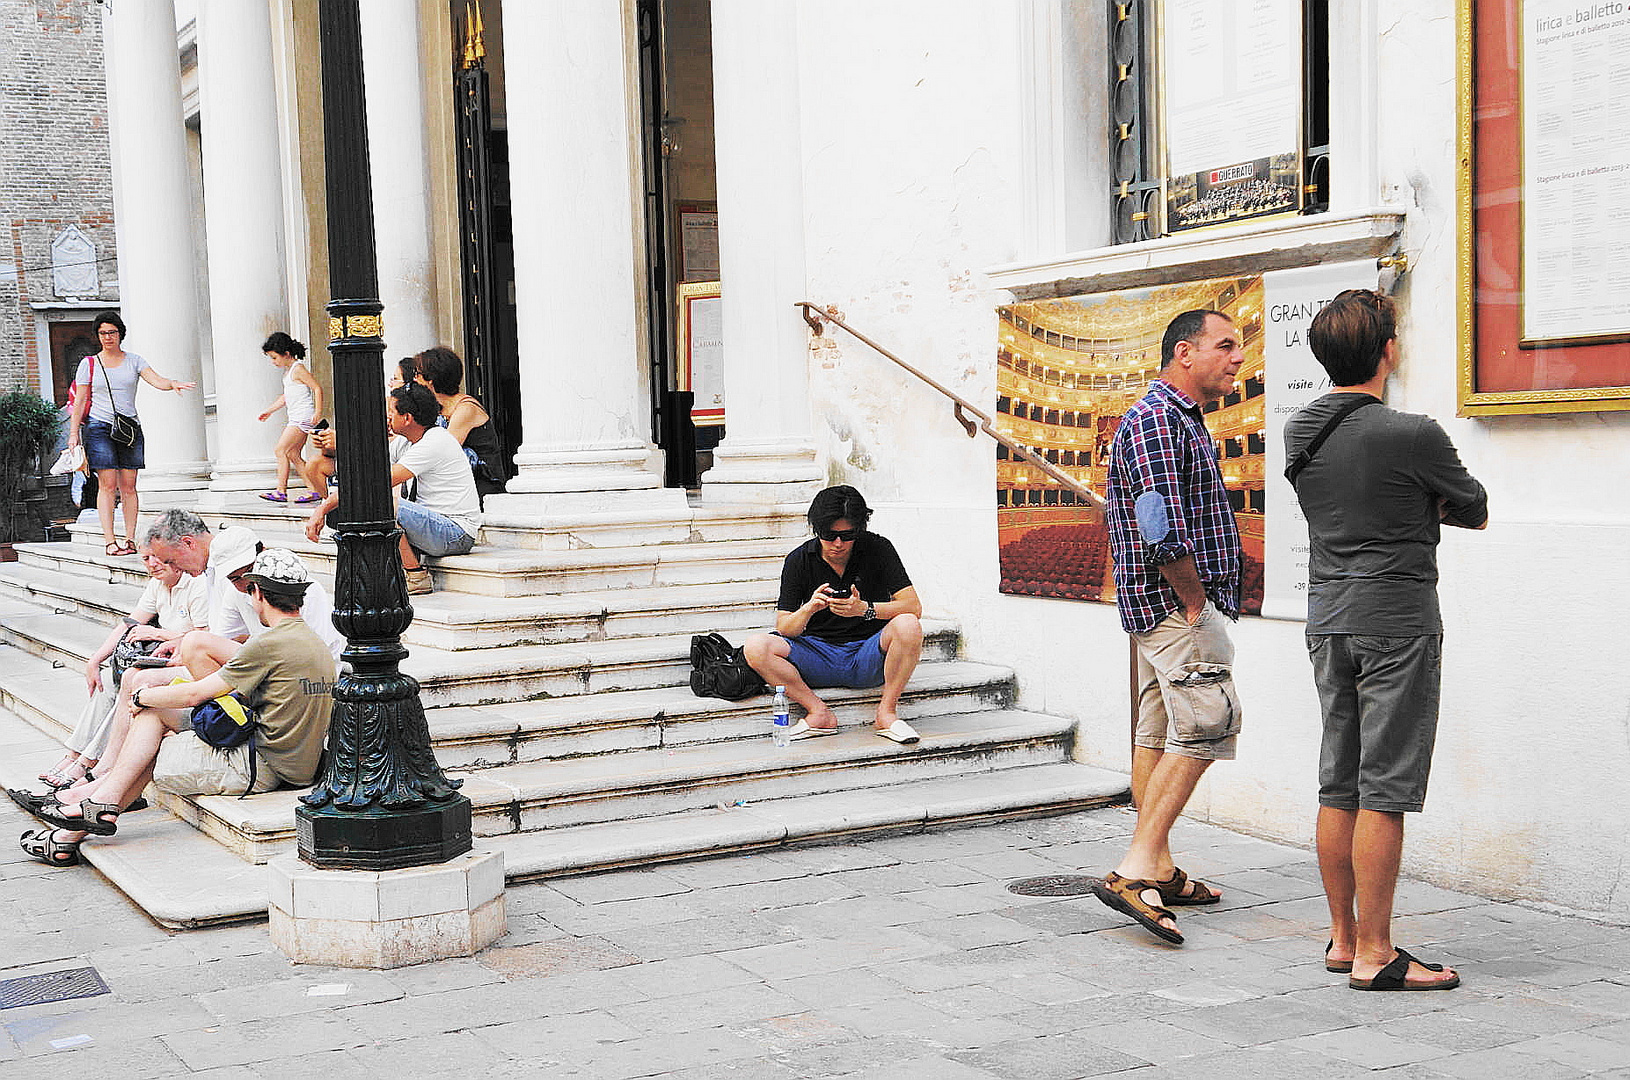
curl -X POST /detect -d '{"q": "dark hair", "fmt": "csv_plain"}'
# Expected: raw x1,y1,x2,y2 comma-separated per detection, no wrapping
396,357,419,387
252,584,305,614
807,485,872,534
93,310,126,341
1308,289,1396,386
414,347,465,396
389,383,440,428
1160,309,1230,368
261,331,307,360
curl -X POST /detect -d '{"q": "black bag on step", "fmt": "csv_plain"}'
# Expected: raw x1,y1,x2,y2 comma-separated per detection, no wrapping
689,632,768,701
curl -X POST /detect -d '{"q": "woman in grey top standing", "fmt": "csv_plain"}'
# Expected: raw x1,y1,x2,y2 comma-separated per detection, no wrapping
66,311,196,556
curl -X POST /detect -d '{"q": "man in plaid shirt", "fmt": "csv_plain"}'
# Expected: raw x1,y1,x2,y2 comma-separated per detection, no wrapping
1092,309,1245,945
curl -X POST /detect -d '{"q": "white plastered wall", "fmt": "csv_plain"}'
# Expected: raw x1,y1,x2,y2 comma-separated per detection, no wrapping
791,0,1630,919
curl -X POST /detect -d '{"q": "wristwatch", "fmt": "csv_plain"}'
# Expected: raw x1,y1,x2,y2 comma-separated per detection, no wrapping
131,687,147,710
863,601,877,621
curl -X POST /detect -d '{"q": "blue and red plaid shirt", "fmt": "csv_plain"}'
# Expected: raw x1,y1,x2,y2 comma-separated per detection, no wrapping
1106,379,1241,634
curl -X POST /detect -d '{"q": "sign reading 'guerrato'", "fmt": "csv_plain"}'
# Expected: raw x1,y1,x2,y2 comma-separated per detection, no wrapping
1521,0,1630,344
1161,0,1301,233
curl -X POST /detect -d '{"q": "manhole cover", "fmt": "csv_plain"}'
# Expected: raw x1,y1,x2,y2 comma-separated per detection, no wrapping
0,967,109,1010
1007,874,1100,897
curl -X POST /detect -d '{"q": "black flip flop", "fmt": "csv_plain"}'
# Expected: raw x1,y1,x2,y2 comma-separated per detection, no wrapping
1325,939,1353,973
1349,947,1459,991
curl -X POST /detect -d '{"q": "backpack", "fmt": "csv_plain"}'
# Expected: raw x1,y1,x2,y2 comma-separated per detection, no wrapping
688,633,768,702
190,691,263,796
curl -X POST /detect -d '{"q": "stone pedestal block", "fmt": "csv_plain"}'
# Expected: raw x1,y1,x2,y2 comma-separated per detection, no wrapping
267,849,505,968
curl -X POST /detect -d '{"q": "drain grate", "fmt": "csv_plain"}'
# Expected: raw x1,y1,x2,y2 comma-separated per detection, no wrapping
1007,874,1100,897
0,967,109,1010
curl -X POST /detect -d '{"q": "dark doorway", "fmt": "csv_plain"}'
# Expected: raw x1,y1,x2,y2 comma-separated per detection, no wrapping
453,1,520,479
637,0,718,488
48,321,98,406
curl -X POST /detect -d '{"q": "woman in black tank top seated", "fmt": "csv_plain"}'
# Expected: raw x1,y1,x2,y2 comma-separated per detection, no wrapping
412,347,507,502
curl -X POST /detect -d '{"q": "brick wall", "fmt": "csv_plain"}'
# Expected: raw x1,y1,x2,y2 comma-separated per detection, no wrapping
0,0,118,398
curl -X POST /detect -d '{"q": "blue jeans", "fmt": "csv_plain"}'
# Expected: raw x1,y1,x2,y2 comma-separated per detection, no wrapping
82,419,145,470
397,499,475,557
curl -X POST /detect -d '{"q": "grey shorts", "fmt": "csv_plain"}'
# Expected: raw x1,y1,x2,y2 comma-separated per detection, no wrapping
1308,633,1441,813
1132,602,1242,761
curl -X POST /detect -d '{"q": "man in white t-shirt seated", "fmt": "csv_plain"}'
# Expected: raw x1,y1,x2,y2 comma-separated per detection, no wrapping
138,510,345,673
304,383,479,596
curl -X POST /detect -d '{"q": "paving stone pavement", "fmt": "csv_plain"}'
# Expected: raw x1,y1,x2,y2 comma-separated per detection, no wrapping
4,799,1629,1079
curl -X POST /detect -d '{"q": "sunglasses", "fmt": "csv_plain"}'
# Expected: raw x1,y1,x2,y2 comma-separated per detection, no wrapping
226,569,253,591
816,527,862,542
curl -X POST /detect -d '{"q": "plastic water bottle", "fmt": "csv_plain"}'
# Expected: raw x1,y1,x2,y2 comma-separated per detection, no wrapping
772,686,791,748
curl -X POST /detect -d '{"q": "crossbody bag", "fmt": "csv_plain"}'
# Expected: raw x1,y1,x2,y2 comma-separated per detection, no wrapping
93,356,143,448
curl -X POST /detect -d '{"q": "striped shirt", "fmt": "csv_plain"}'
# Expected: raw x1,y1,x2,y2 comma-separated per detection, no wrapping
1106,379,1241,634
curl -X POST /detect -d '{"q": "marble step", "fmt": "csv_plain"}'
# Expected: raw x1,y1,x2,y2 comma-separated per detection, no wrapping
63,522,789,598
0,589,966,710
0,702,1126,929
130,492,809,550
159,708,1070,864
0,556,786,650
0,623,987,792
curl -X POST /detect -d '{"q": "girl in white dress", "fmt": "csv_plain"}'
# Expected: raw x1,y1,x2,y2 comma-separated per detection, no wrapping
256,332,325,503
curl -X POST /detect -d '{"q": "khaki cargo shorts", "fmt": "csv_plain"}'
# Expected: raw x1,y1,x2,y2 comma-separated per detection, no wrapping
1132,601,1242,761
152,730,278,797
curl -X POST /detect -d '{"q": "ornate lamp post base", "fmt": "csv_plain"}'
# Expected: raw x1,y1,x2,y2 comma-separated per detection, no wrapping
298,798,473,872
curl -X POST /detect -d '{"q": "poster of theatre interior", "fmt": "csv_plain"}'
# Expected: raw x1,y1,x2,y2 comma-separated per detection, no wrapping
994,262,1375,621
1161,0,1301,232
1521,0,1630,343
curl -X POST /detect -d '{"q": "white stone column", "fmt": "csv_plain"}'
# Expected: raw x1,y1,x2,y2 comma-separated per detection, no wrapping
198,0,291,492
102,0,210,494
360,0,439,359
484,0,682,516
700,0,820,505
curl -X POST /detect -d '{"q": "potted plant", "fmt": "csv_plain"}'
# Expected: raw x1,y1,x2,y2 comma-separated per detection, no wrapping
0,390,61,560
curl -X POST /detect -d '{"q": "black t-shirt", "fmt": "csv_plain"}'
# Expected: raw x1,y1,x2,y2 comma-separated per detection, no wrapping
776,532,913,644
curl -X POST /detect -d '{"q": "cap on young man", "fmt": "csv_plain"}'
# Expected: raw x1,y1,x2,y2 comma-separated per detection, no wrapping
238,548,313,597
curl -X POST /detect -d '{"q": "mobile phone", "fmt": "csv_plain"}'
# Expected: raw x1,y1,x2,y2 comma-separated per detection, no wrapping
312,419,330,431
828,585,851,598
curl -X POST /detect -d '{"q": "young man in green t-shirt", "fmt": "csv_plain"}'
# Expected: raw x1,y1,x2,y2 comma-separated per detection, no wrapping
20,549,336,867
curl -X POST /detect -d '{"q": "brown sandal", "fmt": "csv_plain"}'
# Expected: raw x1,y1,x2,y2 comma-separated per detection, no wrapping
1092,871,1184,945
1154,866,1221,906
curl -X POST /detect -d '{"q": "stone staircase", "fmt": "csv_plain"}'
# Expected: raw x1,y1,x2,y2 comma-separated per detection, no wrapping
0,495,1127,928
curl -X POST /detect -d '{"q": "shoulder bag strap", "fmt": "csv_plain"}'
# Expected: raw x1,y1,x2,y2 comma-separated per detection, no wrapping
1284,397,1379,486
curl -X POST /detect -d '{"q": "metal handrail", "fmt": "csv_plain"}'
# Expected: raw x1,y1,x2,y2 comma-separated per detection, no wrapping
796,301,1107,510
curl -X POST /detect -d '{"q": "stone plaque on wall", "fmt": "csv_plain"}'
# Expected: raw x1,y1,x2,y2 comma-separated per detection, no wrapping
51,226,98,298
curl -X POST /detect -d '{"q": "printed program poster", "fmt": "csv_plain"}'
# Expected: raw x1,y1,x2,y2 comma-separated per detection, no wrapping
1162,0,1301,231
1260,261,1380,620
1521,0,1630,343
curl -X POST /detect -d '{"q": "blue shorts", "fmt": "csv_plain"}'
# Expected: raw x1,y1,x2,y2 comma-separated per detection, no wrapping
82,419,145,471
396,498,476,557
779,629,887,689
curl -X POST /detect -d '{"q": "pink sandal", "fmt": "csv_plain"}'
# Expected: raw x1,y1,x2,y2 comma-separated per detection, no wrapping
259,491,288,503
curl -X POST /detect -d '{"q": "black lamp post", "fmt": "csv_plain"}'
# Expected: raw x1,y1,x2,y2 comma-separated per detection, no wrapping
297,0,472,870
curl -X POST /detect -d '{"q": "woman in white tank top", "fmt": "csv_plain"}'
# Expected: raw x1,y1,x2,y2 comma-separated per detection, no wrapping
256,332,326,503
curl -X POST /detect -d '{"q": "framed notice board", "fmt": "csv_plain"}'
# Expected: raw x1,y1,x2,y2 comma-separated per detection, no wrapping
1458,0,1630,415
